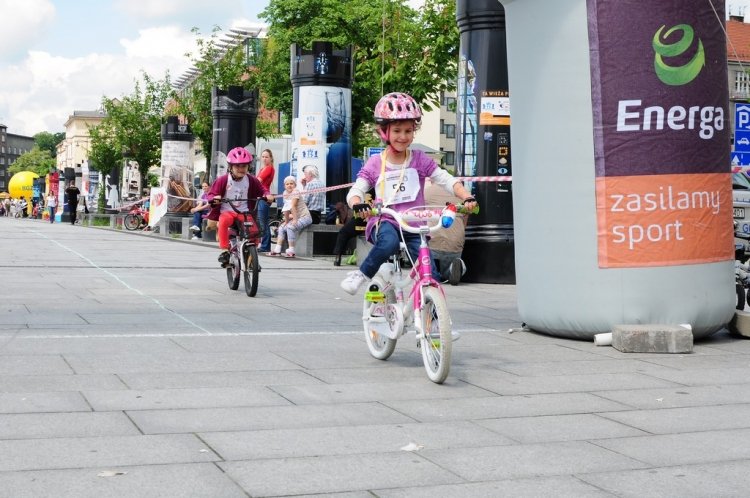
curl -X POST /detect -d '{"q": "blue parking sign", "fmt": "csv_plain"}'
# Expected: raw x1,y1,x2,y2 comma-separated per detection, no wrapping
737,103,750,131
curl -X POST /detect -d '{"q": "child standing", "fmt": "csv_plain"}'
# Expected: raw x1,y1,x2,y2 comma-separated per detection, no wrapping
340,92,478,295
206,147,275,267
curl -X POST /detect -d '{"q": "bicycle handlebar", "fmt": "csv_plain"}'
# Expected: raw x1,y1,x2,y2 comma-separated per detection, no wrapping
368,204,478,235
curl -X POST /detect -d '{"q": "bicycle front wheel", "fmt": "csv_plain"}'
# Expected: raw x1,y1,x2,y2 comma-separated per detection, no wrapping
226,250,240,290
123,214,140,231
362,276,398,360
244,244,259,297
419,286,452,384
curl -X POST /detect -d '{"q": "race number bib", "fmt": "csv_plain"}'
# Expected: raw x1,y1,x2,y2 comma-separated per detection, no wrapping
378,168,420,205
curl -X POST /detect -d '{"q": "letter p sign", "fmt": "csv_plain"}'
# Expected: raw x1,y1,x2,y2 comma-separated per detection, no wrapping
736,104,750,131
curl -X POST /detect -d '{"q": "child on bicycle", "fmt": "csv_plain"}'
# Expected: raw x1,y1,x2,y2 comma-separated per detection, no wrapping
206,147,275,267
340,92,478,295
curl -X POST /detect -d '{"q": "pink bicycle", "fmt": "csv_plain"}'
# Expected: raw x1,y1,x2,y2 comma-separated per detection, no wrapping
361,204,477,383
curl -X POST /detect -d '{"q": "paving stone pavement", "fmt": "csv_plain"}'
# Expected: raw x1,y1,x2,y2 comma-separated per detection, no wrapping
1,217,750,497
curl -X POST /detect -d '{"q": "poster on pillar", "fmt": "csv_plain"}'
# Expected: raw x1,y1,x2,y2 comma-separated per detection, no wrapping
161,140,194,213
292,85,351,197
588,0,732,268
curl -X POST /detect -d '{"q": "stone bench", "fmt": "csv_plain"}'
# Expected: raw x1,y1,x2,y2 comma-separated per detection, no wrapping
278,223,340,257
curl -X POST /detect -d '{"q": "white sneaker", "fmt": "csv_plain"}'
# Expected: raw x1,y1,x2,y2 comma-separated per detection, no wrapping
191,236,199,240
189,225,200,232
340,270,367,295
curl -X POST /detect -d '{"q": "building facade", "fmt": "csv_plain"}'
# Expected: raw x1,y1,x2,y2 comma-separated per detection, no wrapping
0,124,35,192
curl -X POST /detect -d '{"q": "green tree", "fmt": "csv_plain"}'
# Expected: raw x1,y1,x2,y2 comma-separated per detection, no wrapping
174,27,277,172
93,72,174,195
33,131,66,158
257,0,458,153
9,147,56,176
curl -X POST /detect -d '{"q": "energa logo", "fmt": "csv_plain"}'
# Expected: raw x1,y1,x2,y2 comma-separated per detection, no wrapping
652,24,705,86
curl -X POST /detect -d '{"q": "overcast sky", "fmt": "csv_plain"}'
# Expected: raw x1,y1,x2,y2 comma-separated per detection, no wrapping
0,0,745,137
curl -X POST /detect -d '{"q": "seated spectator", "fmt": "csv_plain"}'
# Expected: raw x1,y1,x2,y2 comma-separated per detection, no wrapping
268,176,313,258
190,182,211,240
300,164,325,223
424,177,468,285
332,194,371,266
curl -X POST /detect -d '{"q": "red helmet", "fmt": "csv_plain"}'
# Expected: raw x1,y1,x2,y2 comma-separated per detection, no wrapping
227,147,252,165
374,92,422,124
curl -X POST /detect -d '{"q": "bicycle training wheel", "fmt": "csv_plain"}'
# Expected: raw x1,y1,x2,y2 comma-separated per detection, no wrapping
243,244,260,297
362,276,398,360
124,214,140,231
226,250,240,290
419,286,452,384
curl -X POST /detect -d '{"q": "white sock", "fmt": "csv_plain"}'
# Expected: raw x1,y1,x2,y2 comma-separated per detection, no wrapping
273,244,282,253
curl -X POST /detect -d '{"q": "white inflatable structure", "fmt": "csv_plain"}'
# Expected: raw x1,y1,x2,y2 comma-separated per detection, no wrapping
503,0,735,338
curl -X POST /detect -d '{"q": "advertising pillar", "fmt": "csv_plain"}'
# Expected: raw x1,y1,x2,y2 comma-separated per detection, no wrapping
505,0,733,338
210,86,258,182
160,116,195,215
456,0,515,284
290,41,354,206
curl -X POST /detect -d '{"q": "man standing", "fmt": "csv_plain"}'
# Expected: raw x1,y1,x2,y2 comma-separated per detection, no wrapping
65,181,81,225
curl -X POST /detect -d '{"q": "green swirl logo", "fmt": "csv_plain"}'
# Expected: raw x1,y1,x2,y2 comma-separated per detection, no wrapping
652,24,705,86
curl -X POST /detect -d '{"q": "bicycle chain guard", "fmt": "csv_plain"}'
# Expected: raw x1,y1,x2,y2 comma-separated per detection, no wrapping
365,302,404,340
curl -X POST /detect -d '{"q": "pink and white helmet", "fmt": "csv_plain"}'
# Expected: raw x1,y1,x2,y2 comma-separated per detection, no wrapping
373,92,422,124
227,147,253,165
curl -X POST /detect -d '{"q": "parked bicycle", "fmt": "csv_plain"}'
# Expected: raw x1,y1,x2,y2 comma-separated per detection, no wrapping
360,203,477,384
220,198,262,297
124,205,149,230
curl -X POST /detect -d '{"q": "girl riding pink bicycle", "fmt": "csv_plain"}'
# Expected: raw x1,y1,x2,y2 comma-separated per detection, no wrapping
340,92,478,294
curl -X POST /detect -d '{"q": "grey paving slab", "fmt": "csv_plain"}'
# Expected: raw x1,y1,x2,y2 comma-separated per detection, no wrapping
420,441,647,481
0,463,248,498
475,413,648,443
83,386,292,410
593,383,750,409
0,391,91,414
0,412,140,439
594,428,750,466
200,421,512,460
457,369,681,395
118,369,323,390
128,402,415,434
374,476,613,498
598,403,750,434
384,393,631,422
643,366,750,386
64,351,301,374
491,358,678,377
0,354,72,375
578,460,750,498
0,434,219,472
0,337,186,355
218,452,464,496
270,380,492,404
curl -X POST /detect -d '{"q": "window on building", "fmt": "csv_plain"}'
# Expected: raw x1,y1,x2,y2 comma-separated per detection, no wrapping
737,71,750,98
445,96,456,112
440,119,445,134
445,124,456,139
444,151,455,166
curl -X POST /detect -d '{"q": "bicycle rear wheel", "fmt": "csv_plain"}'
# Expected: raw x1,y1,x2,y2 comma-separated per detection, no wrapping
419,286,452,384
244,244,259,297
226,250,240,290
124,214,140,231
362,276,398,360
